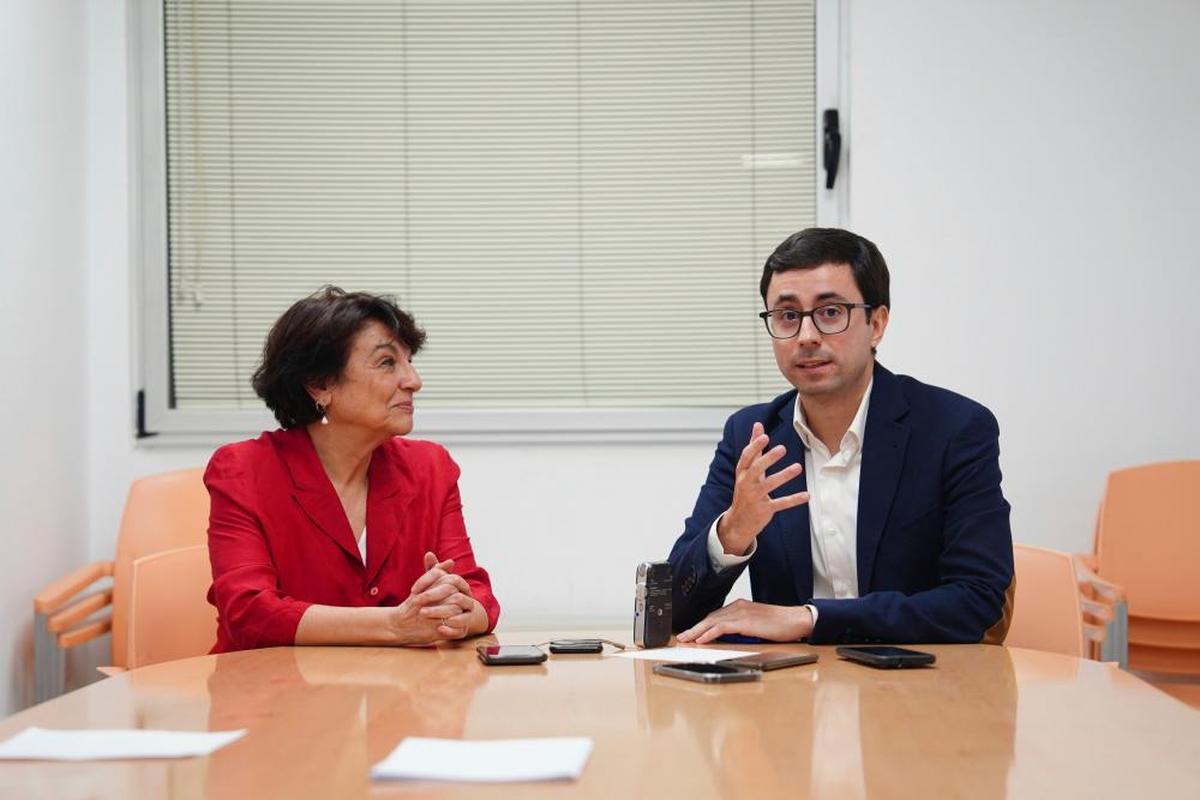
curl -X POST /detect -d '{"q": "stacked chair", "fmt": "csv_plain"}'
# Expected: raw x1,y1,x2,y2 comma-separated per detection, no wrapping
1082,461,1200,707
32,468,215,702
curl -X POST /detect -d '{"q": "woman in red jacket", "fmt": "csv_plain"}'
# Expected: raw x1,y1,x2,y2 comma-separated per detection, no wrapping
205,287,500,652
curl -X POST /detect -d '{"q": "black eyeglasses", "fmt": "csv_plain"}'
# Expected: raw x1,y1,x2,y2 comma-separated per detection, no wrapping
758,303,872,339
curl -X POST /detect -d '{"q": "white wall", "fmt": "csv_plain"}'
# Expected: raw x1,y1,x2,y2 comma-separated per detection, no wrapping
65,0,1200,702
0,2,89,713
846,0,1200,550
83,0,729,636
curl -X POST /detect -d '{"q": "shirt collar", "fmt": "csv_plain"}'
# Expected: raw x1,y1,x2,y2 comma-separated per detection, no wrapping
792,378,874,457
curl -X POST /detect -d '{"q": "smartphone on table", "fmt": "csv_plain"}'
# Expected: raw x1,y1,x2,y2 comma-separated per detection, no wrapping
548,639,604,654
653,663,762,684
835,646,935,669
476,645,548,666
718,651,818,671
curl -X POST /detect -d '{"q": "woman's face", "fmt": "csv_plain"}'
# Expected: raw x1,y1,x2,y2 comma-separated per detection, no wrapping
321,320,422,437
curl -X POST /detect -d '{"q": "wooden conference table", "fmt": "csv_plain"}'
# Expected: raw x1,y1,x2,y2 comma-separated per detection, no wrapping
1,631,1199,799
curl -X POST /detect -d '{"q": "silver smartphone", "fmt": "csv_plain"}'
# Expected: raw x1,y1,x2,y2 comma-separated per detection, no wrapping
718,651,819,671
653,662,762,684
476,645,548,666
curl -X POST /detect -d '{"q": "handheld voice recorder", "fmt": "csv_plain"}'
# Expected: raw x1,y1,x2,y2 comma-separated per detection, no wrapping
634,561,672,648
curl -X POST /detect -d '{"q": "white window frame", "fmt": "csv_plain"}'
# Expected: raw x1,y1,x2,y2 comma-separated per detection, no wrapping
131,0,849,446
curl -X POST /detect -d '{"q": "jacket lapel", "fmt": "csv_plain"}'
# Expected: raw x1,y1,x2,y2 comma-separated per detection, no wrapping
278,428,363,566
767,395,815,603
856,364,911,594
364,442,416,587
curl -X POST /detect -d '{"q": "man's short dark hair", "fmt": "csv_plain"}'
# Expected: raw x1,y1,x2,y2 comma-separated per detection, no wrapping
252,286,426,429
759,227,891,311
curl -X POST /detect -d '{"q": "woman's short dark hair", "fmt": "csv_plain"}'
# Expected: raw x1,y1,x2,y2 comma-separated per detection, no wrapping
252,286,426,429
759,227,891,311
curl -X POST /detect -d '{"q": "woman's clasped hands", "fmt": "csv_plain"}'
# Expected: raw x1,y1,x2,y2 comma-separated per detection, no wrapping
388,551,484,645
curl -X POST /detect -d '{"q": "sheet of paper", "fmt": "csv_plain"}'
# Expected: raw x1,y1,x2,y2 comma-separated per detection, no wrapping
0,727,246,761
610,646,760,663
371,737,593,783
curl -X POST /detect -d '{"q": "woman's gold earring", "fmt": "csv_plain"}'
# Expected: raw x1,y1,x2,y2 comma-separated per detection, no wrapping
316,401,329,425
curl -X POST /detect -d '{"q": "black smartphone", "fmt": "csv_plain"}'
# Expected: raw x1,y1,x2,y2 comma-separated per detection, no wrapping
836,646,936,669
476,645,548,665
549,639,604,654
653,662,762,684
718,651,819,671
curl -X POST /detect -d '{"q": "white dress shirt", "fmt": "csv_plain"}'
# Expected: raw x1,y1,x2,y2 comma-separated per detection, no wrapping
707,380,874,623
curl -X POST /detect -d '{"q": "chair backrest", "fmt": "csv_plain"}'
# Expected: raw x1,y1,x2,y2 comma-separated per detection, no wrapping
111,468,210,667
127,545,217,669
1095,461,1200,622
1008,544,1085,657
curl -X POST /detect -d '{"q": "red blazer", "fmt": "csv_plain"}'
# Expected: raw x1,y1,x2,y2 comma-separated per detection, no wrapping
204,427,500,652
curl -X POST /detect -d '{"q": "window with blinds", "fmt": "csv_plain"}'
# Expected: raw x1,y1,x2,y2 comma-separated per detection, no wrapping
163,0,816,412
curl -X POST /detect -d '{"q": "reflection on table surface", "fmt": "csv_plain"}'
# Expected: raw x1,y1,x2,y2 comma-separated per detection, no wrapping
1,631,1198,799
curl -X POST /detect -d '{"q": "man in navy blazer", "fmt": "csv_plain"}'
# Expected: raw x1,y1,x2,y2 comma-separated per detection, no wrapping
670,228,1013,646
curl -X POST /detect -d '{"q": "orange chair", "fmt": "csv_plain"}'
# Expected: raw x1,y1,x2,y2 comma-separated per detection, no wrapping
33,468,211,701
1153,682,1200,708
127,545,218,669
1090,461,1200,683
1008,544,1086,657
1075,549,1128,666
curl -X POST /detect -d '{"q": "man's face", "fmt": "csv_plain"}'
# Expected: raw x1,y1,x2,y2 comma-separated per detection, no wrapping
765,263,888,400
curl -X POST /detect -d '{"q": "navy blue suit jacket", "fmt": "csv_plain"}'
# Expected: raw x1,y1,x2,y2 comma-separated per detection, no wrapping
669,363,1014,645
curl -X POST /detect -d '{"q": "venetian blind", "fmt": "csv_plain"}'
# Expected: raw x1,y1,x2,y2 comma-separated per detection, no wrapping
165,0,815,409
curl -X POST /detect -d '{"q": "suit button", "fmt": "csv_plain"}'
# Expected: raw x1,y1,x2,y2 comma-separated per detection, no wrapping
369,586,379,597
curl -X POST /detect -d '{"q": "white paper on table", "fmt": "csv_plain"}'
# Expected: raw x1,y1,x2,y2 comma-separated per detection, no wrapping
371,737,593,783
0,727,246,761
609,646,760,663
